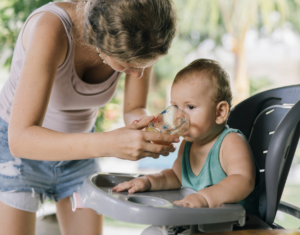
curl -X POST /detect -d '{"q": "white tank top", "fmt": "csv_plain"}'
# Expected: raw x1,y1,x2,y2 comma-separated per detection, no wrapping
0,2,121,133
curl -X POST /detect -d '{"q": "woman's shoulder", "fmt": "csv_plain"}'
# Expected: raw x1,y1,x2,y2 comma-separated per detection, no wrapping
22,5,72,68
53,1,78,19
19,9,70,71
22,2,80,49
23,10,69,50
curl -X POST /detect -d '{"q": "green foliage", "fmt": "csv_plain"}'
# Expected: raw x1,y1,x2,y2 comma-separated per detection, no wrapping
174,0,298,43
175,0,225,45
285,0,300,34
95,74,125,132
249,77,274,95
0,0,51,68
293,148,300,166
275,184,300,229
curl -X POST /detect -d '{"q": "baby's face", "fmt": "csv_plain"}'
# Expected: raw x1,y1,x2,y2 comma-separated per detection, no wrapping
170,76,218,143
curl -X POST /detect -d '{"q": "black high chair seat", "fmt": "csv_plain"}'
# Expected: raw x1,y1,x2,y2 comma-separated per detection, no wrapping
227,85,300,229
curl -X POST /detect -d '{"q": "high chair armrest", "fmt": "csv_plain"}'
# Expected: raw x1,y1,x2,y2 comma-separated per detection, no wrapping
278,201,300,220
77,173,246,233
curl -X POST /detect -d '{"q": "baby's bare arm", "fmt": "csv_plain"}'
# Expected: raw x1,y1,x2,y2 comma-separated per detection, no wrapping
198,133,255,207
113,141,184,193
147,140,185,191
174,133,255,208
112,168,181,194
146,168,181,191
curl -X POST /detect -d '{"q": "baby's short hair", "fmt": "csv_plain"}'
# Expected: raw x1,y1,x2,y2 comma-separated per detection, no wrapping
173,59,233,108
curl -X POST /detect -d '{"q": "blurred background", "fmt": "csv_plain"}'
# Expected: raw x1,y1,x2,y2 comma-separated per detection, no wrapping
1,0,300,234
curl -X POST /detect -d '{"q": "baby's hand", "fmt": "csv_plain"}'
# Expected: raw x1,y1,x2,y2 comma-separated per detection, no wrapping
173,193,209,208
112,176,151,194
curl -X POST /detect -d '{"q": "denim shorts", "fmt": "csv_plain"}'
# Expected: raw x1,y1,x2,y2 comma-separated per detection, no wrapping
0,116,100,212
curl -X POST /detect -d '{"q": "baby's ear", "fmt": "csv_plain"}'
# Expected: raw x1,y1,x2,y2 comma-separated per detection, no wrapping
215,101,230,124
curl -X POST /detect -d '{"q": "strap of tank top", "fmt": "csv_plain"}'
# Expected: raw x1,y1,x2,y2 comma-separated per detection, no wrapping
26,3,73,59
210,126,240,162
182,126,241,170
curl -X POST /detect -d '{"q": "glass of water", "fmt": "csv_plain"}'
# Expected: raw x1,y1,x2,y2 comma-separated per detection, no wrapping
145,106,189,144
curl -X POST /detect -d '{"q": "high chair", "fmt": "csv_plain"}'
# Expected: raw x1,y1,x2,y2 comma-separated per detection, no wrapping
227,84,300,229
72,85,300,234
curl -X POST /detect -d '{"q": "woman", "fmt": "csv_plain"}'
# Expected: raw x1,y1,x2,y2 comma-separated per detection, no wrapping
0,0,177,234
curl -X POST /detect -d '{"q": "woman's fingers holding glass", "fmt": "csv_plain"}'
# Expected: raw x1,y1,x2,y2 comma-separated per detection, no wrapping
160,151,171,157
143,131,180,145
145,151,160,159
109,128,177,161
131,115,155,130
130,131,176,156
142,142,176,159
154,112,160,118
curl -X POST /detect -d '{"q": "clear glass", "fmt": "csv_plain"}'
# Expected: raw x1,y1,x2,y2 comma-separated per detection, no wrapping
145,106,189,144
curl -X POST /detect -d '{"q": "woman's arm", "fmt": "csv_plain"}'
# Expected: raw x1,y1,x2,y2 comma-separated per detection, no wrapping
8,13,178,161
123,66,153,125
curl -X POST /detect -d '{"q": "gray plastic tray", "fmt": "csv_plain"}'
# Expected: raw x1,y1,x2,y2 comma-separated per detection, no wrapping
72,173,246,232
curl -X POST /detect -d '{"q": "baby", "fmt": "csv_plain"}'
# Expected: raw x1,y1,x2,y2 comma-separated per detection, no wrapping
113,59,260,216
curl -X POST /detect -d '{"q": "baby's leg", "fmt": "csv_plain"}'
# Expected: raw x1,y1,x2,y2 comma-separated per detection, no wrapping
0,199,36,235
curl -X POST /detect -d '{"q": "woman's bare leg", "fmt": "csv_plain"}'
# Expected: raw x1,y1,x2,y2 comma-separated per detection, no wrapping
56,197,103,235
0,200,36,235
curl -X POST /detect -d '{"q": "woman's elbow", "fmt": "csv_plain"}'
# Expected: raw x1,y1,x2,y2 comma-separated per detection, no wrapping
8,130,22,157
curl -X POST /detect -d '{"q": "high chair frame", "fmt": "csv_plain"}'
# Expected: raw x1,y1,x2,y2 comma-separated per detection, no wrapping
227,84,300,228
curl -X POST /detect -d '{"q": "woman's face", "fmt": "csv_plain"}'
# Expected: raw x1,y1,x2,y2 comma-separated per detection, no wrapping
100,52,160,78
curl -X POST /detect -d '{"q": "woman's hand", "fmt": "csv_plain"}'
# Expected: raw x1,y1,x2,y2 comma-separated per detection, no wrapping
112,176,151,193
173,193,209,208
106,115,179,161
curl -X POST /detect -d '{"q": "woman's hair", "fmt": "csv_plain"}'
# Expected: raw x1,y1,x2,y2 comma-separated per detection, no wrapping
174,59,233,108
80,0,177,62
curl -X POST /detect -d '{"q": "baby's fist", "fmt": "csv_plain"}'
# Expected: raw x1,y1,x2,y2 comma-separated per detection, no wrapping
173,193,208,208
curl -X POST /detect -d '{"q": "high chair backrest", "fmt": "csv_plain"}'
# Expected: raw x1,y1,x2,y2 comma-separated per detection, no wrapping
227,85,300,226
